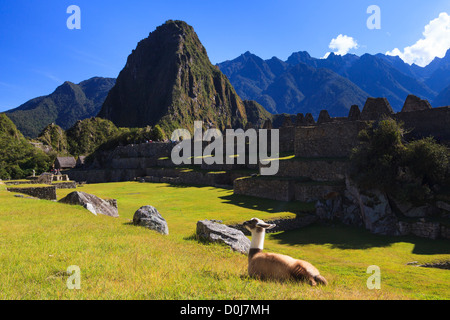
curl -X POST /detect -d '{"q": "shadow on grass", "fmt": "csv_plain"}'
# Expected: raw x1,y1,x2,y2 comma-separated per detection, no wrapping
218,193,315,215
154,183,232,190
271,223,450,254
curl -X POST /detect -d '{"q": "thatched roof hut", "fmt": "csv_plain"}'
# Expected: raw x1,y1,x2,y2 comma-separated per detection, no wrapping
54,157,76,170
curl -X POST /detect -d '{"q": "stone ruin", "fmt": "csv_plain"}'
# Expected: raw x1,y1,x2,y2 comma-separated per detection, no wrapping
63,95,450,240
402,94,432,112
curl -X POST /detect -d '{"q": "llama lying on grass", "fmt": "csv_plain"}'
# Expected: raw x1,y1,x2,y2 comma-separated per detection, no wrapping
243,218,328,286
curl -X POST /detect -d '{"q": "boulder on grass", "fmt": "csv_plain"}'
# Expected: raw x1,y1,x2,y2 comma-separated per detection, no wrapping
196,220,250,255
59,191,119,217
133,206,169,235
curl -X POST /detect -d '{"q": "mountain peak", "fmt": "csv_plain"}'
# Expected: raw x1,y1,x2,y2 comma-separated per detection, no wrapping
286,51,313,65
52,81,81,97
98,20,254,132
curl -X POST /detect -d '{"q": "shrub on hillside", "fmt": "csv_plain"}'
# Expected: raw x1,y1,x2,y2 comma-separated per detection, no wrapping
350,118,406,191
0,114,53,180
404,137,449,186
350,118,450,202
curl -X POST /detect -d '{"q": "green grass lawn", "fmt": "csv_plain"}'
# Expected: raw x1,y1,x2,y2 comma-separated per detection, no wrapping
0,181,448,300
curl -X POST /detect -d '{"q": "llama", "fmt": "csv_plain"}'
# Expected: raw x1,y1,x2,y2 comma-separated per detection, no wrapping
243,218,328,286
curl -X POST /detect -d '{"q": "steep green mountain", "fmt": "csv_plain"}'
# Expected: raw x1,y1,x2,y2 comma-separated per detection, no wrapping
5,77,116,138
36,117,171,159
65,118,121,157
242,100,273,127
37,123,70,156
0,113,52,179
98,20,261,133
0,113,23,140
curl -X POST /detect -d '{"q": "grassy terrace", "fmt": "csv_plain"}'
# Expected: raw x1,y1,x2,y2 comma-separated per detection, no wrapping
0,181,449,300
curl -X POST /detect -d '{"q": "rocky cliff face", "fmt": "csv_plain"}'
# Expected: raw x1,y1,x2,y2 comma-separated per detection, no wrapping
98,20,265,133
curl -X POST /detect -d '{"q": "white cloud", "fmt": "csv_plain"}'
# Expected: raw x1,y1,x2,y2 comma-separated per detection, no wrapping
386,12,450,67
323,34,358,58
322,52,331,59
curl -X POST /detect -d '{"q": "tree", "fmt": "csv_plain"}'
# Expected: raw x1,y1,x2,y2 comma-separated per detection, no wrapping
150,125,165,141
350,118,406,191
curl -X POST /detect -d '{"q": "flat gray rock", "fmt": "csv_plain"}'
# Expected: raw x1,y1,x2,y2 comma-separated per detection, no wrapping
133,206,169,235
196,220,250,254
59,191,119,217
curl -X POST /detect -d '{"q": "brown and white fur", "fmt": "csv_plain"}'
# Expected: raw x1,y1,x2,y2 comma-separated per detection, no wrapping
243,218,328,286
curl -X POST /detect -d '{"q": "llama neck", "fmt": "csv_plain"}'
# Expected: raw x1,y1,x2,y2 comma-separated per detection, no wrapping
250,230,265,250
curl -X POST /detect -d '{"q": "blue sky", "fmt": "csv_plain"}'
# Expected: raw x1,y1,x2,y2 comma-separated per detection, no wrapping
0,0,449,112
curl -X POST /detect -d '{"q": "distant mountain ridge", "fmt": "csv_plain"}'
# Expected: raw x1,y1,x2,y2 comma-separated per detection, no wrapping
4,22,450,133
218,49,450,116
5,77,115,138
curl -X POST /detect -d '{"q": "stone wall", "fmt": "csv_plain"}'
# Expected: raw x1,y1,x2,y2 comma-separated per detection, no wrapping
67,169,146,184
7,186,57,200
395,106,450,143
313,177,450,240
272,158,350,182
360,97,394,121
234,176,345,202
234,177,294,202
279,125,295,153
144,167,250,187
4,180,37,186
229,214,319,235
91,142,174,169
294,121,368,158
53,181,77,189
294,183,346,202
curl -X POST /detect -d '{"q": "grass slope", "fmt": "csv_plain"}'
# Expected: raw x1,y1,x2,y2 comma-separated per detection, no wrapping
0,182,449,300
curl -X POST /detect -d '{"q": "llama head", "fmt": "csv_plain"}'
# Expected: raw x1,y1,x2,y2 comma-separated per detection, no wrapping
243,218,276,233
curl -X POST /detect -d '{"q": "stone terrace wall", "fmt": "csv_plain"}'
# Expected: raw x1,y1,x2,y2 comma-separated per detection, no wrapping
7,186,57,200
294,121,368,158
234,176,345,202
234,177,294,202
279,125,295,153
395,106,450,143
92,142,174,170
67,169,145,184
271,158,350,182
